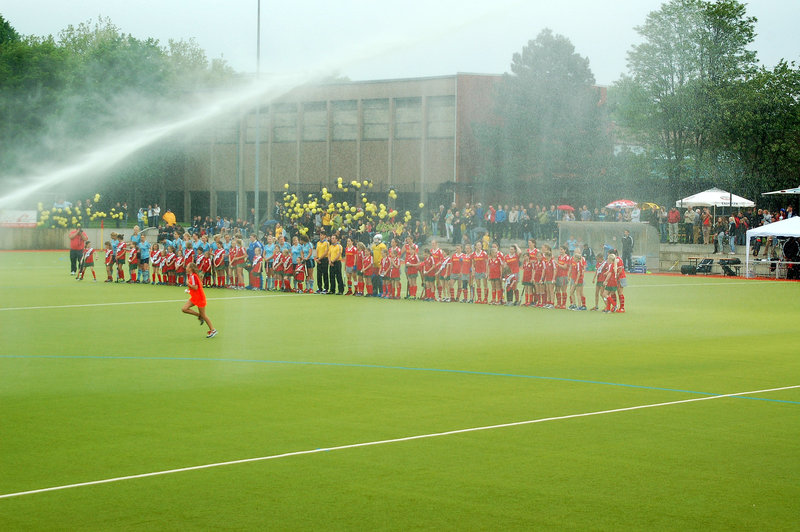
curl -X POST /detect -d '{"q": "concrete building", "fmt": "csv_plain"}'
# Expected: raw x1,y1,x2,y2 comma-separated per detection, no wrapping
173,73,501,221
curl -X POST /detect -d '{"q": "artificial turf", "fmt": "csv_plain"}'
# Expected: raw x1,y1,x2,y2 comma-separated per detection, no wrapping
0,251,798,530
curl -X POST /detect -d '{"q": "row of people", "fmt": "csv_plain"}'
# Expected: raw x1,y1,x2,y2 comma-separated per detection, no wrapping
76,233,628,312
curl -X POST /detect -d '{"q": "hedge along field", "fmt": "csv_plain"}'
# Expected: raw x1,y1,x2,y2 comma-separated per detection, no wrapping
0,251,798,530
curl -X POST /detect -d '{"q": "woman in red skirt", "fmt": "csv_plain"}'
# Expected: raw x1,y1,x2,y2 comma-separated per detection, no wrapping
182,262,217,338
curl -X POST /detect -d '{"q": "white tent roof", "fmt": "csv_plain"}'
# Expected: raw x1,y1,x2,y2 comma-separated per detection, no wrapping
676,187,755,208
745,216,800,239
762,185,800,195
745,216,800,276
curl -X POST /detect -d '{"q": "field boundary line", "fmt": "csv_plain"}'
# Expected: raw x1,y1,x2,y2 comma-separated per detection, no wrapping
0,293,288,311
1,383,797,501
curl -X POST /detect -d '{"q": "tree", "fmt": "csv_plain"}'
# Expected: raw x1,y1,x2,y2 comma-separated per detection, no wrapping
720,61,800,198
0,14,20,45
476,29,610,202
0,15,237,184
617,0,757,197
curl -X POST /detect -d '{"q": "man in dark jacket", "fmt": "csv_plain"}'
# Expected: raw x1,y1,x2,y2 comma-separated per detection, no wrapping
621,229,634,271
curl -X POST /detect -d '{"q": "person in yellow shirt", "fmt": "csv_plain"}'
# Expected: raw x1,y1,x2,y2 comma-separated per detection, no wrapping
162,209,176,227
328,234,344,294
315,233,330,293
370,234,387,297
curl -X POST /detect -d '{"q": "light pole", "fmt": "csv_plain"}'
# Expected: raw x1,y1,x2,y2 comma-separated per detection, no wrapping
253,0,262,233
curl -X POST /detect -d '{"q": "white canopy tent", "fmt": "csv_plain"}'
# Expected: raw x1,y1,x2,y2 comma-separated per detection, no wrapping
762,185,800,195
745,216,800,276
677,187,755,208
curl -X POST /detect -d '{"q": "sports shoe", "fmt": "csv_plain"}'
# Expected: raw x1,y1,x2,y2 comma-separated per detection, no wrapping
616,308,626,313
590,307,598,311
206,329,218,338
578,306,587,311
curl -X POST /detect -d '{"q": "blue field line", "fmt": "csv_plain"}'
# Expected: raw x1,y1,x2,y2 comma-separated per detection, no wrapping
2,354,799,405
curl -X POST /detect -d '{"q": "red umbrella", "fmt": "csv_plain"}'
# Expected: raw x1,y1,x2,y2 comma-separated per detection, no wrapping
606,199,636,209
557,205,574,211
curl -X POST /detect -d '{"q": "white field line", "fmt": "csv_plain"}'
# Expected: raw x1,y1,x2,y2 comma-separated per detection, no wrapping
1,383,796,501
0,294,287,312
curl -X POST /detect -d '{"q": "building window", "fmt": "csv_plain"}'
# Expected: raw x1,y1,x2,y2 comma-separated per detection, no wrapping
332,100,358,140
303,101,327,142
395,97,421,139
273,103,297,143
362,98,389,140
215,119,239,144
245,108,269,143
427,95,455,138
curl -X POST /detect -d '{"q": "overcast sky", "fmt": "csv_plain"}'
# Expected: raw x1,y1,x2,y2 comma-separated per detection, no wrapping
3,0,798,85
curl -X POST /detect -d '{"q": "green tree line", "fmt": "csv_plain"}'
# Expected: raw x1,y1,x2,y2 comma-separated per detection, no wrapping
476,0,800,207
0,14,236,181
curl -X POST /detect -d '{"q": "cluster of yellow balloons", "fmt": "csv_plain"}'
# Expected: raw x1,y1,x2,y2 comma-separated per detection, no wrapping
278,179,425,235
36,193,118,229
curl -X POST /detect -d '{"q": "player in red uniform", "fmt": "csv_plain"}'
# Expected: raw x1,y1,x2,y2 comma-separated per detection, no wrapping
359,242,374,296
77,240,96,281
532,250,545,307
103,241,115,282
488,242,504,305
127,243,140,283
421,249,438,301
602,253,619,312
404,246,422,299
521,252,533,306
614,254,627,313
402,237,419,299
115,234,126,282
344,238,358,295
232,239,247,289
504,244,521,305
429,240,445,300
472,241,489,304
543,247,555,309
280,247,294,292
462,243,474,303
568,249,587,310
449,245,463,302
389,248,402,299
554,245,570,309
246,247,262,290
175,253,185,286
182,262,217,338
150,243,162,285
378,249,392,298
591,252,608,311
437,252,452,302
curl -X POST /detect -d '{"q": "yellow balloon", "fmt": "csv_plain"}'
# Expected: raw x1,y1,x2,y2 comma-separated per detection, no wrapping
419,203,425,209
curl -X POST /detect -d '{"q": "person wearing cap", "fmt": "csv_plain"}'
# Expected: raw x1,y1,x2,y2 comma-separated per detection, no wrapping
68,224,88,275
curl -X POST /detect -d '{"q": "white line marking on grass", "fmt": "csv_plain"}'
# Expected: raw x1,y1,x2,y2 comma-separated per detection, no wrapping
0,294,288,312
1,383,797,500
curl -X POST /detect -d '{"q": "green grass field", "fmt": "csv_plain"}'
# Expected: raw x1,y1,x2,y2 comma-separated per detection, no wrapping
1,251,798,530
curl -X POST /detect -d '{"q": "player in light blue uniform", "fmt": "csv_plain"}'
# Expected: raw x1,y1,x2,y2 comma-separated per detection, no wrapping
138,238,152,283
